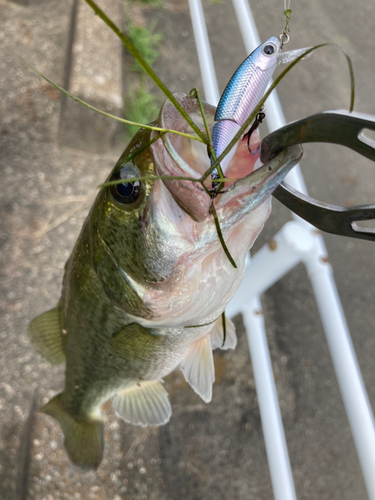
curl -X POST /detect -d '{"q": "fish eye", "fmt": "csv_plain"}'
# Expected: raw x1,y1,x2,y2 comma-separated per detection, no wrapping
112,181,141,203
110,168,142,205
262,43,276,56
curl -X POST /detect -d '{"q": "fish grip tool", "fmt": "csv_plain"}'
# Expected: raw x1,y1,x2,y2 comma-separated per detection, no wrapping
260,110,375,241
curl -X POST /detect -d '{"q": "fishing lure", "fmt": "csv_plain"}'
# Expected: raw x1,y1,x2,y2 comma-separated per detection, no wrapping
210,36,311,187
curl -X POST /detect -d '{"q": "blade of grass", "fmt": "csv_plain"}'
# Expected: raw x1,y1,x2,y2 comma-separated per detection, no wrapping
189,88,211,141
116,132,166,165
99,175,239,188
221,311,226,347
184,317,219,329
85,0,209,145
189,87,225,187
189,87,235,266
24,62,204,144
210,201,237,268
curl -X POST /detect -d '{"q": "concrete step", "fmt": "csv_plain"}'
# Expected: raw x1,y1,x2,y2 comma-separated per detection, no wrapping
58,0,124,154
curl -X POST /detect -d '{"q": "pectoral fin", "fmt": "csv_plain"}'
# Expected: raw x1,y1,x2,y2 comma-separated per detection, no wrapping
211,316,237,350
28,306,66,365
109,323,164,361
180,334,215,403
113,380,172,426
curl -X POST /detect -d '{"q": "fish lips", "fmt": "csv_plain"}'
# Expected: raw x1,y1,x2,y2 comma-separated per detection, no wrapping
152,93,302,221
214,144,303,220
152,93,213,221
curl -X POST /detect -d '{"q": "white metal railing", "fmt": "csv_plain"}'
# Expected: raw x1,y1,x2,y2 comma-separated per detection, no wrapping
187,1,375,499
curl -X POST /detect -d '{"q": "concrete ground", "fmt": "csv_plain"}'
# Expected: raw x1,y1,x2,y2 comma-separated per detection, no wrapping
0,0,374,499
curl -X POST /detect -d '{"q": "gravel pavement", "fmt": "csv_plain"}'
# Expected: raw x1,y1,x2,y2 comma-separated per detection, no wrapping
0,1,374,499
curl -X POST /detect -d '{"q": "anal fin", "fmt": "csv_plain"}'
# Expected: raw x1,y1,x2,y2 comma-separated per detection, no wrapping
28,306,66,365
113,380,171,427
211,315,237,350
180,334,214,403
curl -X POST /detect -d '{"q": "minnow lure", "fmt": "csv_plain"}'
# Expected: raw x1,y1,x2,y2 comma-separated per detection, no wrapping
210,36,311,183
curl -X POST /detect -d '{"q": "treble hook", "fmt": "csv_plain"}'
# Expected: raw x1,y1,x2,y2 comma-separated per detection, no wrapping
245,107,266,154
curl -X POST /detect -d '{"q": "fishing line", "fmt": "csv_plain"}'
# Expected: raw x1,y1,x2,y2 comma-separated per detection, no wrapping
280,0,292,49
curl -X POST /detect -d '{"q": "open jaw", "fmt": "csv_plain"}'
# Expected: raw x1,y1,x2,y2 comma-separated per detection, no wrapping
151,93,297,222
223,130,261,184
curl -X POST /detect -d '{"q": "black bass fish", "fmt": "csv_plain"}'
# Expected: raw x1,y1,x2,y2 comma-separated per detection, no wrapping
29,93,302,469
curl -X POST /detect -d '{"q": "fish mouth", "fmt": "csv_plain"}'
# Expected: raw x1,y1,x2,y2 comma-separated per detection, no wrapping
152,93,299,221
152,93,214,221
223,130,261,186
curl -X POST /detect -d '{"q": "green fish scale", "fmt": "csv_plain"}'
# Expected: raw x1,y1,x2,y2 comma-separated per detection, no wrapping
60,223,209,417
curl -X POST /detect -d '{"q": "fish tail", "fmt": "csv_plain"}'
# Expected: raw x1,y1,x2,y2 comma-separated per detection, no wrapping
41,393,104,470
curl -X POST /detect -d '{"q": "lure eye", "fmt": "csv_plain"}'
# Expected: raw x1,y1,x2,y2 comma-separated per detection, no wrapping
110,168,142,205
262,43,276,56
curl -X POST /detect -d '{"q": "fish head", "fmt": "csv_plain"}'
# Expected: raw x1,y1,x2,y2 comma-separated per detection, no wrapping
92,93,302,323
152,93,300,222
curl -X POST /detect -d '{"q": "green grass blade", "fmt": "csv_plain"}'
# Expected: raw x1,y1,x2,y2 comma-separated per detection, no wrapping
189,88,225,189
221,311,226,347
210,202,237,268
99,176,237,188
99,175,208,188
189,87,233,265
116,133,167,165
184,317,219,329
24,61,204,143
189,88,210,141
85,0,208,144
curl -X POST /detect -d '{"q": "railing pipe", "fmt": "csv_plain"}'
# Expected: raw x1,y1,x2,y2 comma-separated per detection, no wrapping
243,295,297,500
189,2,298,499
188,0,220,105
231,3,375,498
189,1,375,498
